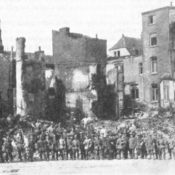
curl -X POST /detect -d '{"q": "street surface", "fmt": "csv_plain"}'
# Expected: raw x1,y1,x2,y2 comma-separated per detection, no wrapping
0,160,174,175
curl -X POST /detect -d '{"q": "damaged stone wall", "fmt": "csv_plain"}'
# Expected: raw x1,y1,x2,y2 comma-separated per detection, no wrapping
16,38,46,117
53,27,106,118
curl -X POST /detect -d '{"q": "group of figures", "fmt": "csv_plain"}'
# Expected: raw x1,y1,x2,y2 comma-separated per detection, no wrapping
0,118,175,163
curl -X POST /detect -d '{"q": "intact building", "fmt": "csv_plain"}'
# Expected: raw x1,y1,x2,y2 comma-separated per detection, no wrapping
108,5,175,111
142,6,175,106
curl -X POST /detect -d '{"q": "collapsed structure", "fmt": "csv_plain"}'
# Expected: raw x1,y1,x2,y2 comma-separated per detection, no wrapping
52,27,107,118
1,5,175,120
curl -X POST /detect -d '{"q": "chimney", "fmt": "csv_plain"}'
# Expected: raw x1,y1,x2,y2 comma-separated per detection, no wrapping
16,37,25,61
59,27,70,35
170,1,173,6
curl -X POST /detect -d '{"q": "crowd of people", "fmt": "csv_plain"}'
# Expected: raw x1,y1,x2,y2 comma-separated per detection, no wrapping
0,116,175,163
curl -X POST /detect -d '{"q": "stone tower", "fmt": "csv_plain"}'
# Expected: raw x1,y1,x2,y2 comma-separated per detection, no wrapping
16,37,26,116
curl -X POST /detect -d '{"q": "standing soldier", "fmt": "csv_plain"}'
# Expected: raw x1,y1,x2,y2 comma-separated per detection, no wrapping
116,134,122,159
122,134,129,159
94,135,102,160
140,135,147,159
167,135,174,159
0,131,4,162
2,136,13,162
159,135,166,160
66,135,73,160
135,135,142,159
37,136,44,160
44,135,50,160
129,134,137,159
145,134,153,159
28,135,35,161
152,135,159,159
108,135,116,159
79,135,85,160
83,136,91,160
72,135,80,160
15,131,25,161
59,135,65,160
52,137,59,160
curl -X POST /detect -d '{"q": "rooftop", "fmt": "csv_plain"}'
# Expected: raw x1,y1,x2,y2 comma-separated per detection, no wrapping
109,34,142,55
142,6,175,15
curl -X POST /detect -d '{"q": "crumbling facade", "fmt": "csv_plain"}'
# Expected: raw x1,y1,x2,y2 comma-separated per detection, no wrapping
16,38,46,117
107,34,142,115
52,27,106,118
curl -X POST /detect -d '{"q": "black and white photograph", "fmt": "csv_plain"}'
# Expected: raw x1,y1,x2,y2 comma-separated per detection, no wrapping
0,0,175,174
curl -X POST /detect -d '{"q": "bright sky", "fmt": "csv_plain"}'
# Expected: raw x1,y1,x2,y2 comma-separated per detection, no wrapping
0,0,173,55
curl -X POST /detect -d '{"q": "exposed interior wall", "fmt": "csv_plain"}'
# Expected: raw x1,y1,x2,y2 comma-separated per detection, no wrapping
52,28,106,118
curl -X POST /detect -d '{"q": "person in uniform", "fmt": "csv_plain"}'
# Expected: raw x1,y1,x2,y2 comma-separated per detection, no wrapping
83,136,91,160
2,136,13,162
52,137,59,160
140,135,147,159
15,131,25,161
167,135,174,159
66,135,73,160
72,135,80,160
152,135,159,159
44,135,51,160
129,133,137,159
94,135,102,160
0,131,4,162
37,136,44,160
159,135,166,160
59,135,65,160
28,134,35,161
145,134,153,159
79,135,85,160
116,134,122,159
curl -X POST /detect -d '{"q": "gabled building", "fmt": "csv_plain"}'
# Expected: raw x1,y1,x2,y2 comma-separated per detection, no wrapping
107,35,143,114
109,34,142,57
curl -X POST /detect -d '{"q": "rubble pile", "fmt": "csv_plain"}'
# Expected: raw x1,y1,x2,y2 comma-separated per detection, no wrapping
91,111,175,139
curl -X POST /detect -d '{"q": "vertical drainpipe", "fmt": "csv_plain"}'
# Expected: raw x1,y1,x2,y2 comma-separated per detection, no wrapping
16,37,26,116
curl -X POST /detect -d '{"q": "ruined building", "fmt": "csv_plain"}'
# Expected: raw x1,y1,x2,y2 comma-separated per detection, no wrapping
15,38,46,117
107,34,142,115
0,25,16,117
52,27,106,118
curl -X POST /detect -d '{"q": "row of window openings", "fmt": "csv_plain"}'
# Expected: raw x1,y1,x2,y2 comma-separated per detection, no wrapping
113,35,157,58
139,58,157,74
131,86,158,101
132,85,174,102
114,49,140,57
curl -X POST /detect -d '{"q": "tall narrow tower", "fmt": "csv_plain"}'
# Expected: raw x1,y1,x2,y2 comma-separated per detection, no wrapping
16,37,26,116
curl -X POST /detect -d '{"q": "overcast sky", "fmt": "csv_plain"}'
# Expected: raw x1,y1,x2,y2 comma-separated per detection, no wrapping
0,0,173,55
